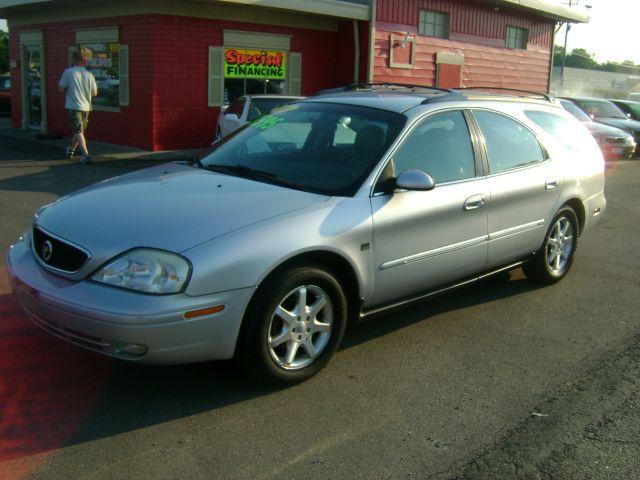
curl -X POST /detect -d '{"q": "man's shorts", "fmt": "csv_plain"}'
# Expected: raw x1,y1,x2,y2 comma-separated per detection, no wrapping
67,109,90,134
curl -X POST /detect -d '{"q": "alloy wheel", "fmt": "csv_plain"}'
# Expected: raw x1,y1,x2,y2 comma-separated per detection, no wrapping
267,285,333,370
546,216,574,275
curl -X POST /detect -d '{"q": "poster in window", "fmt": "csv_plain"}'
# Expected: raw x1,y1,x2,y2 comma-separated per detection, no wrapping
224,49,287,80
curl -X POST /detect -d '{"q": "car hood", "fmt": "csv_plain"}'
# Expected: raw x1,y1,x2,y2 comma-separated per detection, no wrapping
593,117,640,132
36,162,330,255
584,121,631,137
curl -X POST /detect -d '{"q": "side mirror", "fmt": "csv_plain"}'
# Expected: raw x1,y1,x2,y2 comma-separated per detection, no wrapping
627,113,632,119
395,169,436,191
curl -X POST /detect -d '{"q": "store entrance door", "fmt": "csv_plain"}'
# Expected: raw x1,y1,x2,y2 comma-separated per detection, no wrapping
23,45,44,130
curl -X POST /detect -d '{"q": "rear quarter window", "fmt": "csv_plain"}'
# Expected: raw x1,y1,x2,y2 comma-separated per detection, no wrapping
525,110,596,153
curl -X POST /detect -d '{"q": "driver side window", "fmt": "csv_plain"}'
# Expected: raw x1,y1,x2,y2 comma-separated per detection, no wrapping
392,110,476,184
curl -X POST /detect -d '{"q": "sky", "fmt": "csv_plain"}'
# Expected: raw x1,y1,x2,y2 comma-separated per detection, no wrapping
553,0,640,64
1,1,638,64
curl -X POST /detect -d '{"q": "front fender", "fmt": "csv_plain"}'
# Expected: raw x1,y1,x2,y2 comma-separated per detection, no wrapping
182,196,374,302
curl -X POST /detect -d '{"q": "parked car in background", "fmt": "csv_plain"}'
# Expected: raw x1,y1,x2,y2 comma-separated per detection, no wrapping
215,95,304,140
0,74,11,114
608,99,640,122
562,97,640,156
9,85,606,384
559,99,636,159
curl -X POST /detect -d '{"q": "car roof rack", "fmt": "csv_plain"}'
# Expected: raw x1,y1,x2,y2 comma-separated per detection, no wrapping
454,87,553,102
314,82,455,95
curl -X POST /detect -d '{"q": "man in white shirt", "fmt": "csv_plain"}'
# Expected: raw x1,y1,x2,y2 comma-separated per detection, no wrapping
58,51,97,164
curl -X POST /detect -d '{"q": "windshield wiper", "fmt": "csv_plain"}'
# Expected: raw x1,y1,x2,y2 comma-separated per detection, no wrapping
204,165,311,193
189,156,205,169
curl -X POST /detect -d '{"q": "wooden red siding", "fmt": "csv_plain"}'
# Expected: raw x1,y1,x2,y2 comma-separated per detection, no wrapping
374,0,555,93
377,0,554,47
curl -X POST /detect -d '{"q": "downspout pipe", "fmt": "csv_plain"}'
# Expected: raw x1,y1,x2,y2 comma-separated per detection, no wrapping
353,20,360,82
368,0,376,82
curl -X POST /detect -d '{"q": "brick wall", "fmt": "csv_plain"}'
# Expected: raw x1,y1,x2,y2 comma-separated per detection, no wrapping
9,13,355,151
10,15,155,149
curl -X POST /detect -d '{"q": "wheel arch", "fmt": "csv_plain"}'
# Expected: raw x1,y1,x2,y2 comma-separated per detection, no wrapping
247,250,363,327
562,198,586,236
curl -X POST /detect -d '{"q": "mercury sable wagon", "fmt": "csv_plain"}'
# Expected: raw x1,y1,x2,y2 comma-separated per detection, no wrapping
8,84,606,384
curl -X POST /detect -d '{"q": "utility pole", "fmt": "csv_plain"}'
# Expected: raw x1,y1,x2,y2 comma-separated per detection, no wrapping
560,0,574,88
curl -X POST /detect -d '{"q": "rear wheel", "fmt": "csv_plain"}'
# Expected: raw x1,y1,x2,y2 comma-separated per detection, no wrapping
523,207,578,285
237,265,347,385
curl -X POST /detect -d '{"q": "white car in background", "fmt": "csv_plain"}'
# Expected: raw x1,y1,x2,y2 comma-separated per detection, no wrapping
215,95,304,140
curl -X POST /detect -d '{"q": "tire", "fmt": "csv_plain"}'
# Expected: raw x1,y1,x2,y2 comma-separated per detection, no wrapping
523,206,579,285
237,265,348,385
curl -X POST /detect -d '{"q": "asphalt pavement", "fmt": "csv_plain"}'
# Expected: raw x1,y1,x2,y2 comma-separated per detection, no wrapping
0,135,638,480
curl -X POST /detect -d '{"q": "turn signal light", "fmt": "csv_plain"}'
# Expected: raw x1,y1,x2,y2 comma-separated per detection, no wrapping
183,305,225,319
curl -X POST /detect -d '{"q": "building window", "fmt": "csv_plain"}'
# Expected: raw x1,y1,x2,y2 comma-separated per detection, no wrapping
506,26,528,49
419,10,450,39
79,42,120,108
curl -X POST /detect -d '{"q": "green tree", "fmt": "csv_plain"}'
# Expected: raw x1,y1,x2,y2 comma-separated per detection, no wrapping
553,45,565,66
565,48,599,69
0,30,8,73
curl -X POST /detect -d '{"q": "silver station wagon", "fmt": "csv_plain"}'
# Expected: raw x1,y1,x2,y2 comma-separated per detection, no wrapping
8,84,606,384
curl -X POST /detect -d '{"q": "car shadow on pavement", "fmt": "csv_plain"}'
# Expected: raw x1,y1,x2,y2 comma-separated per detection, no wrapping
0,269,541,466
341,271,541,350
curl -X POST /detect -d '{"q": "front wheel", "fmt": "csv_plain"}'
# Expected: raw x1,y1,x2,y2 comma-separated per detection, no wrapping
237,265,348,385
523,207,579,285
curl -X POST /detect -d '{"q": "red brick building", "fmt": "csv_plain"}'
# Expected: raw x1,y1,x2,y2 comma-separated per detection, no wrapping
0,0,586,151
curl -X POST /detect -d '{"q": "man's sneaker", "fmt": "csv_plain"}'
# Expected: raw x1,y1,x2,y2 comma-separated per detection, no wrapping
79,155,92,165
65,147,75,159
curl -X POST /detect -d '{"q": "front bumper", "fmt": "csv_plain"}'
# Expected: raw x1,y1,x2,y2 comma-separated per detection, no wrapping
7,236,255,364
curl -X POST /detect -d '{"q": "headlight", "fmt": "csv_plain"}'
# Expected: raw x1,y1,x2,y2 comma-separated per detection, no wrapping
603,134,635,145
92,249,191,294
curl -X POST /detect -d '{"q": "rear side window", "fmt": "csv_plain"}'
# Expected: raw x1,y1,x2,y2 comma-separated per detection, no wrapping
392,110,476,184
525,110,595,153
473,110,545,173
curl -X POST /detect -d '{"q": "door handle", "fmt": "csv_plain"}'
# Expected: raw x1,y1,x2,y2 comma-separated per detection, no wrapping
545,178,558,190
464,194,486,211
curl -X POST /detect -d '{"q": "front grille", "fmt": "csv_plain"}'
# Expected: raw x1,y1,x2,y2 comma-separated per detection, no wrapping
32,226,89,273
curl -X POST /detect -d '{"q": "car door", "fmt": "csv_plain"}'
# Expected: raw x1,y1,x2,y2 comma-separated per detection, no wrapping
220,98,246,137
471,109,561,266
370,110,489,305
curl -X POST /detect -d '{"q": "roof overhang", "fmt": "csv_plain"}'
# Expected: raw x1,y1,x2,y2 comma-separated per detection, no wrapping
212,0,370,20
0,0,371,21
484,0,589,23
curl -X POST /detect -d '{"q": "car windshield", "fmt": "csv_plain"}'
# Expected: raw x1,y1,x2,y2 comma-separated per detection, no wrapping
576,100,627,119
197,102,406,196
560,100,591,122
247,98,298,121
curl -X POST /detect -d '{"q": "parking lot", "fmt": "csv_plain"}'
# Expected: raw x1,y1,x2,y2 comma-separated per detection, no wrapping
0,136,638,479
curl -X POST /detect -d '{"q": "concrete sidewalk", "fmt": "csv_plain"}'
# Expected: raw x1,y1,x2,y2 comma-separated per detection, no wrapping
0,116,199,163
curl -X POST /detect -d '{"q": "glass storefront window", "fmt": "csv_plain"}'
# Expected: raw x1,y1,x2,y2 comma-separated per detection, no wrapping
81,42,120,108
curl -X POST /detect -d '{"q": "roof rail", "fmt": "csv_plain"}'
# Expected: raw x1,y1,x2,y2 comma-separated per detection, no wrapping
454,87,553,102
313,82,455,96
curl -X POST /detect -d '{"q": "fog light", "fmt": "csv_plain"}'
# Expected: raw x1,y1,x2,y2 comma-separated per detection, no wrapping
104,341,148,357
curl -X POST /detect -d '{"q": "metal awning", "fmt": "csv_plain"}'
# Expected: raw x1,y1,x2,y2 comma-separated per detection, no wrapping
0,0,371,21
